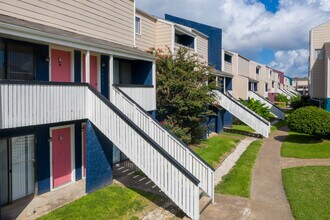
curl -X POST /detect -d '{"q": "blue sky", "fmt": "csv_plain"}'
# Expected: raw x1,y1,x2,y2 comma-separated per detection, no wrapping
136,0,330,77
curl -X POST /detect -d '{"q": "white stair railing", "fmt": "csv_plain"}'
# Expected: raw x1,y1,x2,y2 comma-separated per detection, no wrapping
0,81,200,220
112,86,214,201
248,91,285,120
212,90,271,138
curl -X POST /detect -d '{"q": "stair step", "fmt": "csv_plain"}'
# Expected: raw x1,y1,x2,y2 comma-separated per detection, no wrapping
199,196,212,214
199,189,204,198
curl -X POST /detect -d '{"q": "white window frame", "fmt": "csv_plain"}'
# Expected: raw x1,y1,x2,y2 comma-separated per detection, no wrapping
315,49,323,60
135,16,141,35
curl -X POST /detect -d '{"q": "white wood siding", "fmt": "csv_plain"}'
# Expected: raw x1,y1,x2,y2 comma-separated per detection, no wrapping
156,20,172,51
238,56,249,77
135,11,156,51
0,0,135,47
196,35,208,64
310,21,330,98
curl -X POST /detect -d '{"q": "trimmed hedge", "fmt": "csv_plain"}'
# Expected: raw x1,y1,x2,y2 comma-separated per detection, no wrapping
287,106,330,138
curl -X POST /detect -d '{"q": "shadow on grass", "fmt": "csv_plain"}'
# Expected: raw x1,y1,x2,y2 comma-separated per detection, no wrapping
275,133,323,144
223,128,263,139
113,161,186,218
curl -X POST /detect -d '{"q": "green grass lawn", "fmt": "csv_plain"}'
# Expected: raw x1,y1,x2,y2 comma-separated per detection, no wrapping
39,184,162,220
215,140,263,197
193,136,240,168
282,166,330,220
281,132,330,158
231,124,255,133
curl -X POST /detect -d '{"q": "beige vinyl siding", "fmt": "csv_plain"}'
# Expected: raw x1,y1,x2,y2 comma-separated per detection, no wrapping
196,35,208,63
232,75,248,100
224,61,232,74
238,56,249,77
324,47,330,97
135,11,156,51
248,61,258,81
156,20,172,51
0,0,134,46
310,21,330,98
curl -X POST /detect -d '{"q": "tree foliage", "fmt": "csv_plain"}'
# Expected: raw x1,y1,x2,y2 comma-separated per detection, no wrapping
148,47,217,144
287,106,330,138
240,97,272,120
275,93,289,104
290,95,319,109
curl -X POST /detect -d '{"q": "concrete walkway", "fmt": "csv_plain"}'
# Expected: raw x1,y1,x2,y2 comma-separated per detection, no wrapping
281,157,330,169
214,137,257,185
249,127,294,220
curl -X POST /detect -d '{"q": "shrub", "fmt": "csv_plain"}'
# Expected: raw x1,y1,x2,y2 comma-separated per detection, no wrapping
275,93,289,104
162,117,191,144
287,106,330,138
290,95,319,109
240,98,272,121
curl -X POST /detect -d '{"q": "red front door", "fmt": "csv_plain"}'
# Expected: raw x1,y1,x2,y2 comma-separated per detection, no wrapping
52,127,72,188
83,55,98,89
51,49,71,82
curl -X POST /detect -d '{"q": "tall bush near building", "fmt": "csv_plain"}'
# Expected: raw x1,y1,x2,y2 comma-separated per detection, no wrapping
148,47,217,144
275,93,289,104
240,98,272,121
287,106,330,138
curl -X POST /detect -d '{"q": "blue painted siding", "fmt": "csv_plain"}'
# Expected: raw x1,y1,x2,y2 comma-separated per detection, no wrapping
325,98,330,112
35,44,49,81
165,14,222,71
74,50,81,83
223,110,233,127
85,121,113,193
75,123,82,181
101,55,110,98
132,60,153,85
36,127,51,194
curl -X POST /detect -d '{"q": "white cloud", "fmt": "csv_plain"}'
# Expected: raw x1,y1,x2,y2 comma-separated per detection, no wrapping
269,49,309,77
136,0,330,76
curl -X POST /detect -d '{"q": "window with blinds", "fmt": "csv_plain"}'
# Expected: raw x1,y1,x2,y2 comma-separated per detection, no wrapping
7,43,35,80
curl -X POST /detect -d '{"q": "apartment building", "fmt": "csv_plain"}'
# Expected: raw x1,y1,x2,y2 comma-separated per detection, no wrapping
0,1,215,219
309,20,330,111
293,77,309,95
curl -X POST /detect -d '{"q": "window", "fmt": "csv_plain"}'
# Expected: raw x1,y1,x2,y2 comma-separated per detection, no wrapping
175,31,195,49
224,54,232,63
315,49,323,60
7,43,34,80
256,67,260,74
0,42,4,79
265,83,268,91
135,16,141,34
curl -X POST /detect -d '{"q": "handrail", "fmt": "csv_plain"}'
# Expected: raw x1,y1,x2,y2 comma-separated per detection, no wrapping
224,91,270,125
0,81,200,219
212,90,270,138
113,85,215,201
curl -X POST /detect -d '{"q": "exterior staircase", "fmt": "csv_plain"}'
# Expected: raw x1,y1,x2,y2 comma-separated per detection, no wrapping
212,90,271,138
248,91,285,120
0,81,213,220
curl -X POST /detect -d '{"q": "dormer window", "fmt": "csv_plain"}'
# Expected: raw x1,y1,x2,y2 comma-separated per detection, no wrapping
135,16,141,35
175,29,195,49
256,67,260,74
224,54,232,63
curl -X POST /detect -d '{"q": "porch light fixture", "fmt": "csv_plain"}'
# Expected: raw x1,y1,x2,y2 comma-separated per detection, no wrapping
47,137,52,143
58,56,62,66
44,56,50,62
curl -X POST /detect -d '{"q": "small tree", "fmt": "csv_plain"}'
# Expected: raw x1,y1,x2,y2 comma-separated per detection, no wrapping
287,106,330,138
148,47,217,144
240,97,272,120
275,93,289,104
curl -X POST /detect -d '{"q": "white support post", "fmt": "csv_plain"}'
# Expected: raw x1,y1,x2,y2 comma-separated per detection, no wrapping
109,54,114,103
152,61,156,110
85,51,90,84
224,77,226,94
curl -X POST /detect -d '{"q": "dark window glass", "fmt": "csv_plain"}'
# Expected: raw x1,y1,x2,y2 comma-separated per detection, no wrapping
7,43,34,80
224,54,232,63
0,42,4,79
175,33,195,49
256,67,260,74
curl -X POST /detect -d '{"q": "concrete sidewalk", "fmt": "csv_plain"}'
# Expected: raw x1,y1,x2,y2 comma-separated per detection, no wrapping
249,127,293,220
